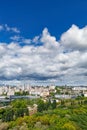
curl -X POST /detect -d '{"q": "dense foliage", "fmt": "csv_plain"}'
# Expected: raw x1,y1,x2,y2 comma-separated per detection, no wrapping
0,97,87,130
0,99,29,122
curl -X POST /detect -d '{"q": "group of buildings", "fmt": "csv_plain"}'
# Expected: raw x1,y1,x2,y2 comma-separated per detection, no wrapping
0,85,87,100
0,85,87,115
0,84,55,97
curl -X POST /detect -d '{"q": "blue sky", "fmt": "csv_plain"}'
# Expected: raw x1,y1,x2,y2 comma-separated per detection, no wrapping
0,0,87,38
0,0,87,86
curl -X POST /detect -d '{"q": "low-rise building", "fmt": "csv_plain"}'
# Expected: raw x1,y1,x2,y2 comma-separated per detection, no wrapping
27,104,37,115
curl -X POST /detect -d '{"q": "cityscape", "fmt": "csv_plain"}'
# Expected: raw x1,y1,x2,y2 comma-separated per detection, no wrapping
0,84,87,99
0,0,87,129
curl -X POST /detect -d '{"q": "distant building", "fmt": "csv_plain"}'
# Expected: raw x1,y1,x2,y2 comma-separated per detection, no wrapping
27,104,37,115
55,94,71,99
41,90,49,97
49,85,55,90
29,91,40,96
7,89,14,96
72,87,87,91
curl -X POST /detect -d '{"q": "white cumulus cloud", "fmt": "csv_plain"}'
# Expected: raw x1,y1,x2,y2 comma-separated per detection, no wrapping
61,24,87,51
0,24,87,85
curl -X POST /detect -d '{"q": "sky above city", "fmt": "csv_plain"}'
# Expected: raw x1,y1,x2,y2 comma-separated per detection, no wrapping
0,0,87,86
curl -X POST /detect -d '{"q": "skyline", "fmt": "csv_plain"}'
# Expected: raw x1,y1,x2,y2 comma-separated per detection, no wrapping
0,0,87,85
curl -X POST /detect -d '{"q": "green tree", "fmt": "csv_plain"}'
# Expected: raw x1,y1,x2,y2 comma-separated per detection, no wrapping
2,108,14,122
51,100,57,109
37,99,45,112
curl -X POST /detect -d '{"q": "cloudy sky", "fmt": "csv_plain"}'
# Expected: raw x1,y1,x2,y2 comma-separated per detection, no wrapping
0,0,87,86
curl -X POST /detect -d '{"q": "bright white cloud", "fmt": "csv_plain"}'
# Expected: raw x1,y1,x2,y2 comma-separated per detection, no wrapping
41,28,59,50
61,24,87,51
0,24,87,85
